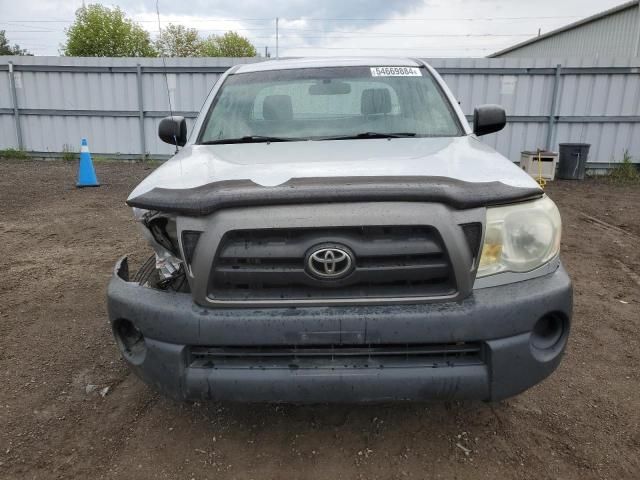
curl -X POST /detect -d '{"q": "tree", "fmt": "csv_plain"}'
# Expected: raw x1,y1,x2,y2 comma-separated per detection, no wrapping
62,4,156,57
200,31,257,57
155,24,202,57
0,30,31,55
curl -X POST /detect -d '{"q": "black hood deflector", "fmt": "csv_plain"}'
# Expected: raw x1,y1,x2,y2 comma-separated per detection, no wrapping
127,176,543,216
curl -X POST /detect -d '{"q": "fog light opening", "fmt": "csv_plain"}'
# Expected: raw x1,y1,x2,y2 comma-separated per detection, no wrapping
113,318,147,364
531,313,567,353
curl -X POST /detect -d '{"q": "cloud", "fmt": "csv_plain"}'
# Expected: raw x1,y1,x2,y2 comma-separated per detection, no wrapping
137,0,424,28
125,0,424,56
0,0,628,57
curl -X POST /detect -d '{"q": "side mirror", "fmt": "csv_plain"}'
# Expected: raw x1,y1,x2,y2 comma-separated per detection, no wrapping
158,116,187,147
473,105,506,136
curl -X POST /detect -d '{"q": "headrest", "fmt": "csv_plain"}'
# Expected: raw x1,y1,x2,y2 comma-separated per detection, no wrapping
361,88,392,115
263,95,293,121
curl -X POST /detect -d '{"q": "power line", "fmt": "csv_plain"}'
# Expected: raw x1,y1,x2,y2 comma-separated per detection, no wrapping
0,22,58,31
290,16,582,21
269,34,537,38
210,29,539,37
3,26,541,38
5,11,575,56
140,31,541,38
261,46,497,50
0,18,274,23
3,30,59,33
0,15,582,23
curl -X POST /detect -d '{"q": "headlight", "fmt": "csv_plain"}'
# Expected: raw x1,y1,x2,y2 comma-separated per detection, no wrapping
140,213,179,256
477,195,561,277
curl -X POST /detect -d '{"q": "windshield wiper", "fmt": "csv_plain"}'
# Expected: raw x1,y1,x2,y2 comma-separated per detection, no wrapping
318,132,417,141
201,135,300,145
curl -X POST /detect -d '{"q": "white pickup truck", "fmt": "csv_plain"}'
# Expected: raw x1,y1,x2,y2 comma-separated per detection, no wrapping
107,57,572,403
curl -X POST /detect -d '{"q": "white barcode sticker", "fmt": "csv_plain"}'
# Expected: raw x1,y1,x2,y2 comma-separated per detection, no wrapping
370,66,422,77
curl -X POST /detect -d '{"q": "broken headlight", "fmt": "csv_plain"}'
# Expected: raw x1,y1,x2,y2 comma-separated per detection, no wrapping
139,213,182,279
477,195,561,278
146,216,179,255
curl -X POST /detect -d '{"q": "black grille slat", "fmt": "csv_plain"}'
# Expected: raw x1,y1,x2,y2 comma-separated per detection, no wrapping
210,226,456,301
357,254,444,268
357,262,450,276
214,263,449,287
218,237,443,260
192,344,481,357
216,269,309,286
189,343,483,369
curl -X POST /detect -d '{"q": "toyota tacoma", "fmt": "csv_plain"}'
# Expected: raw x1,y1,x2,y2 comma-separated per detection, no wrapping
107,58,572,402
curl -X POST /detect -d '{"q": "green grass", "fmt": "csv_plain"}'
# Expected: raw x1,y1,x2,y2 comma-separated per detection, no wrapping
90,155,164,165
61,144,78,162
0,149,165,164
142,159,164,166
0,148,29,160
607,151,640,185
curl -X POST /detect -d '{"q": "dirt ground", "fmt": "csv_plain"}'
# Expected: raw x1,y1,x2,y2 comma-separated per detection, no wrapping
0,159,639,480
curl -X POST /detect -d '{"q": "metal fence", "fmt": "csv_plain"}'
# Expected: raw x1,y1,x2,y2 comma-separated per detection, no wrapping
1,55,639,166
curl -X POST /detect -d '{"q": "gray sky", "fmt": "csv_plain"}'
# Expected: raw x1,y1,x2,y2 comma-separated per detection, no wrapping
0,0,628,57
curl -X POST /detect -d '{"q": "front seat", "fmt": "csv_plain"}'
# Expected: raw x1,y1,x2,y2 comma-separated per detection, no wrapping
361,88,392,116
263,94,293,121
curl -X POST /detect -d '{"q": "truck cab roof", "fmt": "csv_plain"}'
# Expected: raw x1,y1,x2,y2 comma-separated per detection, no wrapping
234,57,423,74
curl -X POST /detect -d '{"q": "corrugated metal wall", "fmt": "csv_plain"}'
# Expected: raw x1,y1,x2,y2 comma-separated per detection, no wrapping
429,57,640,164
494,4,639,59
0,56,261,157
1,55,639,166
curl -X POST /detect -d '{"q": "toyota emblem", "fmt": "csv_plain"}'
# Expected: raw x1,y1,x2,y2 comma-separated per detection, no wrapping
306,246,354,280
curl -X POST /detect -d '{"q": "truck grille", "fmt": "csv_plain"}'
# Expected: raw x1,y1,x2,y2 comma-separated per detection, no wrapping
189,343,483,369
209,226,456,301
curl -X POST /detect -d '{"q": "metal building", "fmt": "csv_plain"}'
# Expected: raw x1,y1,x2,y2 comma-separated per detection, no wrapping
489,0,640,58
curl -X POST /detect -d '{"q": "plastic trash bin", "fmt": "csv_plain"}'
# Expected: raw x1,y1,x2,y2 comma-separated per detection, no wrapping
558,143,590,180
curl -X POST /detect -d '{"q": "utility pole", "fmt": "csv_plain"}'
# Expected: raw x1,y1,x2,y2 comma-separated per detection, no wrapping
276,17,279,59
635,3,640,57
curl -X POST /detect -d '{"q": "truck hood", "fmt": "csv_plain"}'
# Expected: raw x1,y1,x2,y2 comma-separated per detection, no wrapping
128,136,539,202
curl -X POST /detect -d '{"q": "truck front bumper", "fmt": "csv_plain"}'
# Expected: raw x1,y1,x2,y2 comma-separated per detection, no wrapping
107,257,572,403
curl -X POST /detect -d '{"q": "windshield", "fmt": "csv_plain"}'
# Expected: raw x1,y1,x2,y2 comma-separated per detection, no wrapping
198,65,462,144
